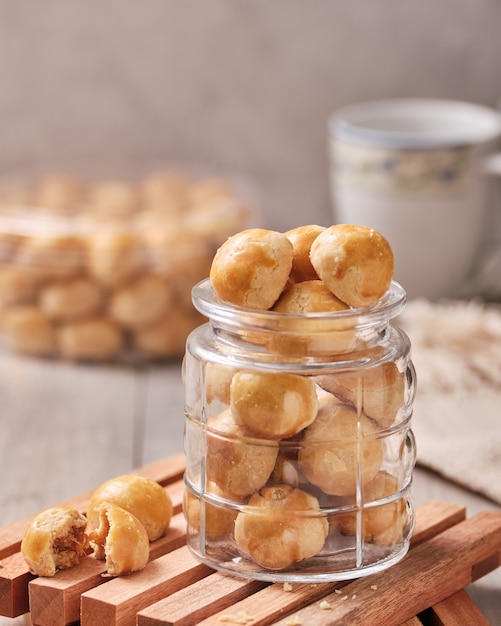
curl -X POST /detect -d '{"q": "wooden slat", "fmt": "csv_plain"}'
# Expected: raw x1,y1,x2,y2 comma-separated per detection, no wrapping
162,480,186,515
423,589,491,626
28,556,106,626
197,580,344,626
409,500,466,547
80,546,212,626
267,511,501,626
133,454,186,487
137,574,267,626
0,552,35,618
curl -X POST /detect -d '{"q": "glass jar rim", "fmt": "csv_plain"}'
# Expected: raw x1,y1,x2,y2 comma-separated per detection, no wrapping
192,278,406,331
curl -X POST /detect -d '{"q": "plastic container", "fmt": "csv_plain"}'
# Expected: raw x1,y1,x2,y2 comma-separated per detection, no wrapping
0,167,254,363
183,278,416,582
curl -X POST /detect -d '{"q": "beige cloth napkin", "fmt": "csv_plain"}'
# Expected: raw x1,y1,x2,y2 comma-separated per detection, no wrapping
397,299,501,505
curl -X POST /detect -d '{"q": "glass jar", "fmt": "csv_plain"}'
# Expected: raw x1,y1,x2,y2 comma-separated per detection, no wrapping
183,277,416,582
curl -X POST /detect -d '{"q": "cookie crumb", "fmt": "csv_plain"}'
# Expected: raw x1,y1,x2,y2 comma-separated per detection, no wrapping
352,594,357,599
370,584,378,590
319,600,332,610
283,582,293,592
286,614,300,626
334,589,342,594
341,595,349,601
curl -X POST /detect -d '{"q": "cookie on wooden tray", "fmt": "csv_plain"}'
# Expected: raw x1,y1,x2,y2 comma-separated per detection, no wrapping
87,473,173,542
87,502,149,576
21,505,90,577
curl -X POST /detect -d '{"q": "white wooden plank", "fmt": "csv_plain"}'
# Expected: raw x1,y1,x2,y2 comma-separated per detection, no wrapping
0,353,137,525
141,362,185,467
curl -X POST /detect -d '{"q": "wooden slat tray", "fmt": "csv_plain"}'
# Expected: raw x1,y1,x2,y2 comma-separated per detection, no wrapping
1,454,500,626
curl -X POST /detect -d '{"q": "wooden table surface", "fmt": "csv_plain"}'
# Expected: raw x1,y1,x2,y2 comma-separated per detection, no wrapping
0,352,499,625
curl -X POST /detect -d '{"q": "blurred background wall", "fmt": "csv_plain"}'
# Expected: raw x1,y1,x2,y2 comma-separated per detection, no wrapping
1,0,500,232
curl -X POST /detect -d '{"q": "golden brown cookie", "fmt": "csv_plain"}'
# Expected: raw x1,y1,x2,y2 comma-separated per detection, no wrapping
15,235,86,280
21,505,90,576
315,360,405,429
205,362,239,406
269,447,303,488
210,228,293,309
145,227,213,285
234,485,328,570
0,265,39,307
298,395,383,496
309,224,394,307
87,502,149,576
206,409,279,497
108,273,171,329
87,474,173,542
133,308,205,359
57,317,123,361
272,279,349,313
230,370,318,439
330,471,407,546
183,482,240,538
87,231,147,288
2,306,56,356
285,224,325,283
39,278,102,321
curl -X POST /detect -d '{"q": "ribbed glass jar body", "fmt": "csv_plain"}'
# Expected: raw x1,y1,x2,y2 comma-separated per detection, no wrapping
183,278,416,582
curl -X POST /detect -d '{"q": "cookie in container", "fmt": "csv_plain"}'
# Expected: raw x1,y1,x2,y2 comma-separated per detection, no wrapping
0,167,255,363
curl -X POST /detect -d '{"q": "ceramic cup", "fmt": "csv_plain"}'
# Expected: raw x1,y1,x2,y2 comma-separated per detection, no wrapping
328,99,501,300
